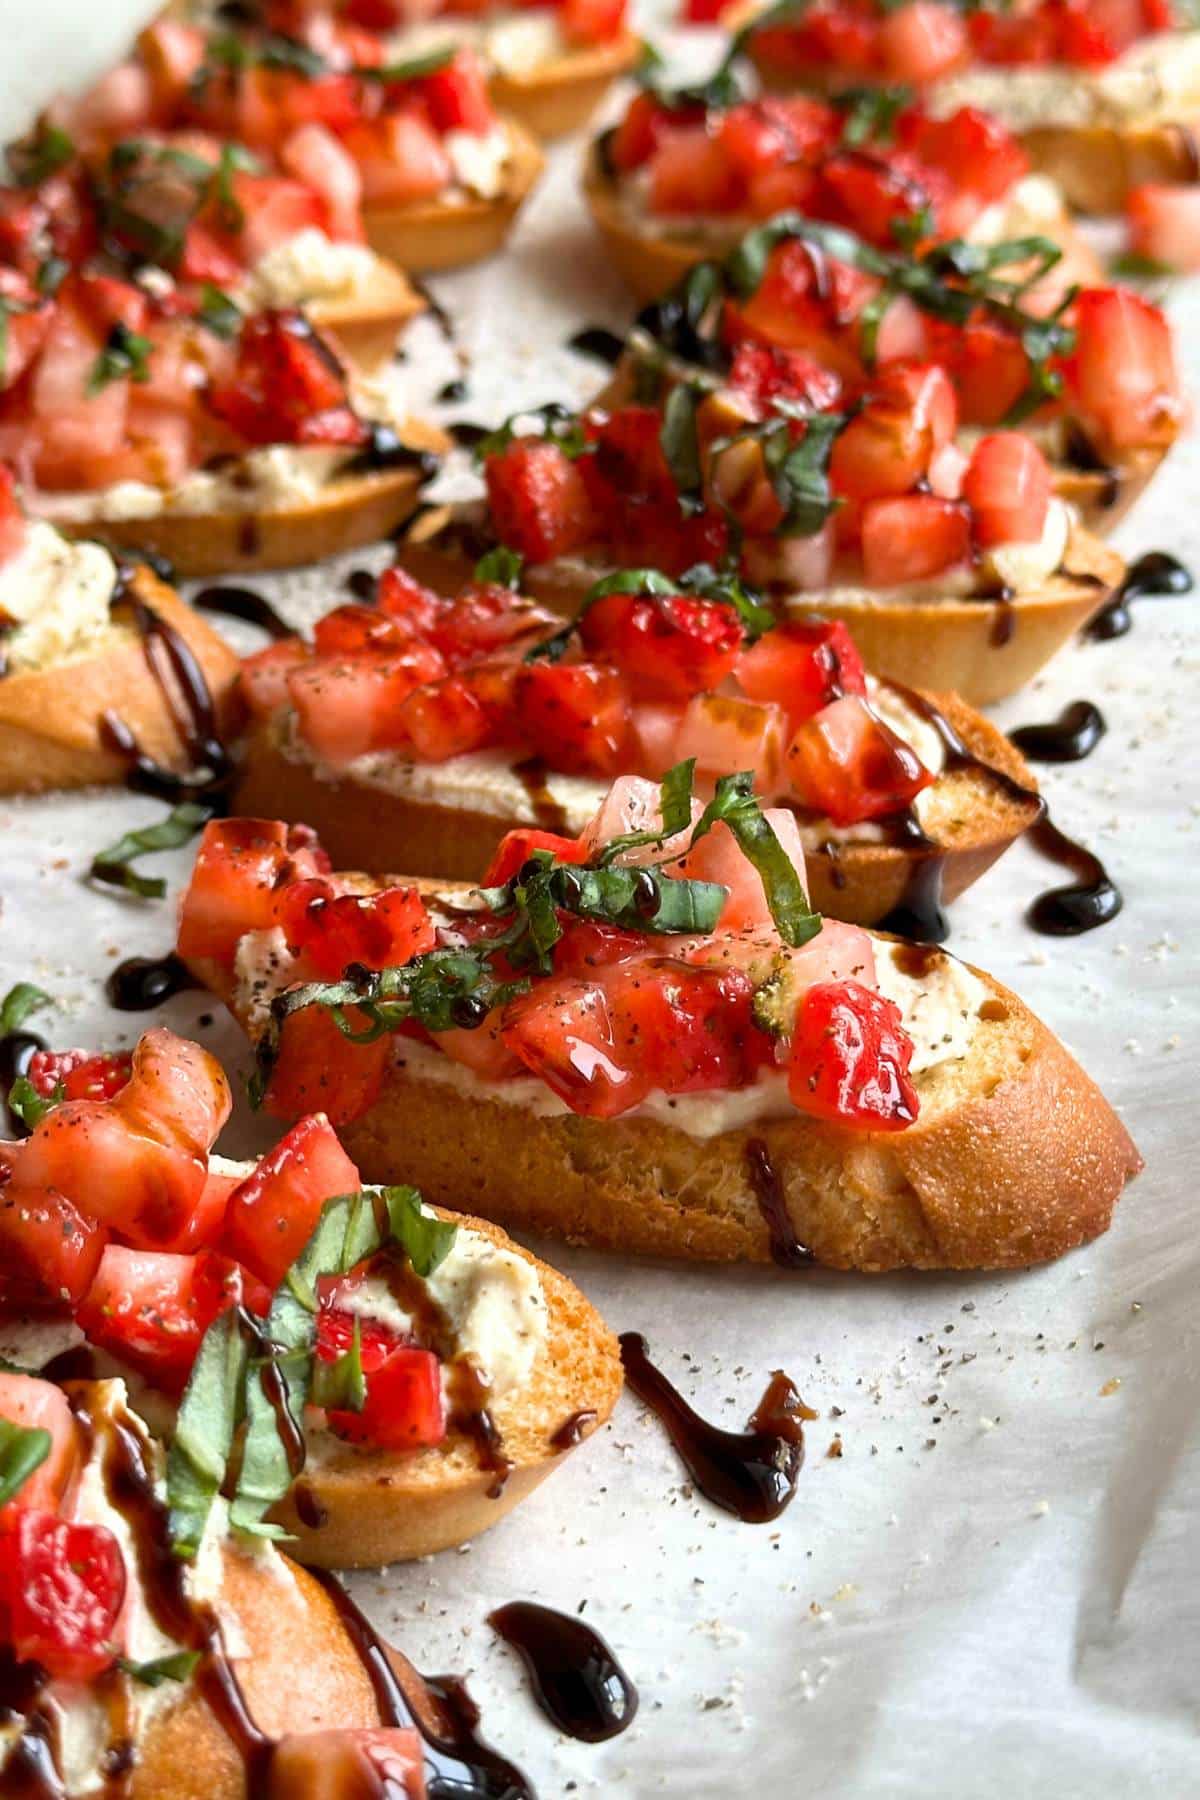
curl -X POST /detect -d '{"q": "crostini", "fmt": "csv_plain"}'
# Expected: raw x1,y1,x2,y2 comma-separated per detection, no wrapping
2,102,427,373
231,560,1042,926
49,16,544,275
256,0,642,141
610,213,1182,535
737,0,1200,214
0,266,443,576
0,1371,428,1798
588,83,1101,304
393,368,1125,705
0,1028,621,1568
177,782,1142,1272
0,473,241,795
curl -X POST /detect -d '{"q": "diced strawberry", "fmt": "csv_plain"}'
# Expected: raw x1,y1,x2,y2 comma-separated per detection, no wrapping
0,1374,80,1525
312,604,420,658
726,342,842,421
788,979,918,1131
377,566,443,634
266,1006,391,1127
178,818,331,967
339,115,451,206
610,92,678,174
286,646,448,763
876,1,969,80
484,439,597,564
672,692,789,789
274,884,436,981
897,105,1028,203
735,619,866,728
420,49,494,136
648,128,740,216
579,593,743,701
513,663,631,777
279,123,364,241
26,1050,133,1105
1064,286,1183,452
501,980,651,1118
0,1510,125,1681
560,0,627,45
241,638,312,720
962,432,1052,548
76,1246,265,1390
206,309,365,449
0,1184,107,1310
786,692,934,825
860,494,971,584
325,1343,445,1450
396,677,492,760
429,584,557,665
483,829,586,887
1127,183,1200,272
226,1116,360,1290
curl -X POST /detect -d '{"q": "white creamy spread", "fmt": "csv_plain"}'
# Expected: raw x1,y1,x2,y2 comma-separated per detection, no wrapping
241,227,384,309
444,125,513,200
0,521,119,672
387,11,567,77
233,925,294,1037
928,30,1200,130
335,1206,547,1398
979,495,1071,594
969,172,1068,245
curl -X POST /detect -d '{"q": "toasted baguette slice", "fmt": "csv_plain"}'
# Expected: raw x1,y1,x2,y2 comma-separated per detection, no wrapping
490,33,641,139
326,926,1139,1274
362,119,544,274
306,258,428,371
49,441,445,580
1018,116,1200,214
273,1209,622,1570
582,138,1105,304
231,689,1040,927
391,514,1124,706
132,1539,382,1800
0,562,241,795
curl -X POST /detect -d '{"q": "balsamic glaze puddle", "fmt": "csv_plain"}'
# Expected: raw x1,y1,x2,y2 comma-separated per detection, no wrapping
618,1333,814,1523
106,952,198,1011
488,1601,637,1743
1025,817,1123,935
192,583,292,641
1009,701,1106,764
1085,550,1192,641
566,326,624,368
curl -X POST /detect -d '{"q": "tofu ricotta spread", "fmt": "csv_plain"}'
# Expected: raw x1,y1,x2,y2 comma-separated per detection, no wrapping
386,11,567,80
927,30,1200,131
0,522,120,672
240,228,384,309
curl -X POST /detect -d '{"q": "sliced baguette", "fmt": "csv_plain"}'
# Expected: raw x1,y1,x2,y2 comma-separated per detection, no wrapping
305,258,428,371
391,515,1124,705
0,563,241,795
331,930,1140,1274
273,1209,622,1569
231,689,1040,927
490,33,641,140
1017,116,1200,214
48,441,445,580
362,119,544,275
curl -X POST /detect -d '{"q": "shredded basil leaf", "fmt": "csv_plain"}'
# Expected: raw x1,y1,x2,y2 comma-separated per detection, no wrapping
88,323,153,394
197,283,242,340
0,982,52,1037
90,801,214,899
0,1417,51,1509
659,384,705,514
473,402,590,465
167,1308,248,1558
597,758,697,865
6,1076,61,1130
36,254,68,297
356,45,456,82
690,773,821,949
474,545,525,589
309,1318,365,1413
118,1651,201,1687
834,84,910,147
6,120,74,187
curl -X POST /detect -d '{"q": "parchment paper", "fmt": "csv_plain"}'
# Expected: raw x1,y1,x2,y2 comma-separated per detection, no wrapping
1,10,1198,1794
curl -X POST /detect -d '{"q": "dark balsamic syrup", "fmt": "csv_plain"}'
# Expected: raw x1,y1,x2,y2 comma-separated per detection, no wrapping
1009,701,1106,764
879,857,951,945
311,1574,536,1800
0,1029,46,1136
437,377,470,403
566,326,624,368
618,1333,814,1523
106,952,198,1011
488,1601,638,1743
347,424,441,482
1085,551,1193,641
105,585,234,806
345,568,378,601
192,583,292,641
448,420,490,451
549,1410,597,1451
745,1139,815,1268
1063,422,1122,511
512,758,568,833
292,1481,329,1530
1026,818,1122,936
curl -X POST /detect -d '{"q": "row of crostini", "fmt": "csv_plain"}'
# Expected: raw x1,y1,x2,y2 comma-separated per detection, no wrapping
0,1,1184,1793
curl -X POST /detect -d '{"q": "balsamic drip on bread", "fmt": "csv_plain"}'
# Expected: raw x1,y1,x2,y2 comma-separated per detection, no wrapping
548,1410,597,1451
103,579,233,806
618,1333,814,1523
1009,701,1106,764
487,1601,638,1743
1085,551,1192,641
512,758,568,834
745,1139,816,1269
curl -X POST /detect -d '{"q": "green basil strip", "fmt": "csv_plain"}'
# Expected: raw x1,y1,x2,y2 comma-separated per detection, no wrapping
0,1418,52,1509
6,1076,61,1131
6,120,74,187
659,383,705,513
197,284,242,340
0,981,52,1036
90,801,214,900
167,1308,248,1558
118,1650,201,1687
474,545,525,589
598,758,698,865
309,1319,365,1413
835,84,909,147
690,773,821,949
229,1187,456,1535
88,324,154,394
357,45,456,82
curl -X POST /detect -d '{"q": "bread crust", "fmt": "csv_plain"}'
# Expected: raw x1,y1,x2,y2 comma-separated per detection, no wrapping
272,1209,623,1569
232,688,1040,926
129,1542,381,1800
0,563,242,795
362,119,544,275
490,33,640,139
48,446,445,579
307,259,428,371
339,959,1141,1274
391,520,1125,706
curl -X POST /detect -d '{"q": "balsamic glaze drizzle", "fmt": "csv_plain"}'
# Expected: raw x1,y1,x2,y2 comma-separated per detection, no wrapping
548,1410,597,1451
104,583,233,806
488,1601,638,1743
566,326,624,368
618,1333,814,1524
192,583,292,641
1025,817,1123,936
1009,701,1107,764
448,421,490,451
1085,550,1192,641
106,952,198,1011
745,1139,815,1269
